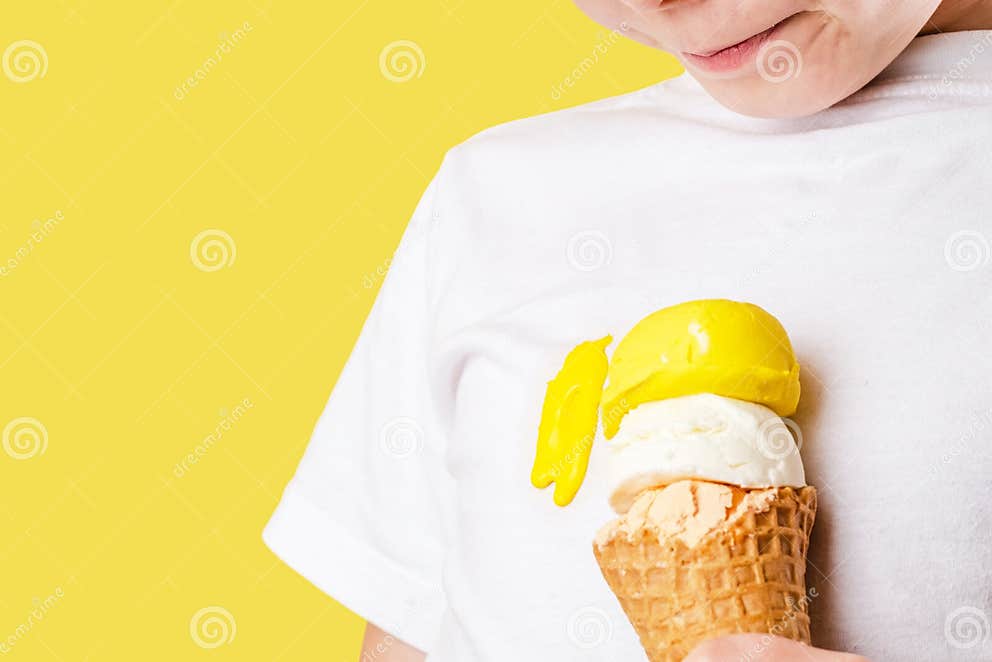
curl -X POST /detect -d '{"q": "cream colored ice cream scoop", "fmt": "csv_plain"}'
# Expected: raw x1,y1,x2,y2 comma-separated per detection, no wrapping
606,393,805,513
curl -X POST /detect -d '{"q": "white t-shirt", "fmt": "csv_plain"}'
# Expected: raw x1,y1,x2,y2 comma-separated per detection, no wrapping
264,31,992,661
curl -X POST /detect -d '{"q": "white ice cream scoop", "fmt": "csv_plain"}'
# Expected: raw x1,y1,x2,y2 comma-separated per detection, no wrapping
607,393,805,513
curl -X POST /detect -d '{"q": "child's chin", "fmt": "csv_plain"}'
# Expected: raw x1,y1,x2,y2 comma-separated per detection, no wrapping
695,77,842,120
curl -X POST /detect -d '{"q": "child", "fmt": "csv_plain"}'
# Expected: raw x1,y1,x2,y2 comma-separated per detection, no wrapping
264,1,992,660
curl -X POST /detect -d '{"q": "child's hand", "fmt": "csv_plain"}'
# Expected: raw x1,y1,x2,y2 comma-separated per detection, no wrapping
686,634,870,661
360,622,425,662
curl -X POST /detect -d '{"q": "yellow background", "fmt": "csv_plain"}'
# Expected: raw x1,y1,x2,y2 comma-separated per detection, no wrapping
1,2,680,659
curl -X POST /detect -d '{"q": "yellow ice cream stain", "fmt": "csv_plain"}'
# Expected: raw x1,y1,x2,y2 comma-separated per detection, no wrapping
531,335,612,506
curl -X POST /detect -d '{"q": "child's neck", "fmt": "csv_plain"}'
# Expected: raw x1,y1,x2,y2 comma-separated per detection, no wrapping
924,0,992,33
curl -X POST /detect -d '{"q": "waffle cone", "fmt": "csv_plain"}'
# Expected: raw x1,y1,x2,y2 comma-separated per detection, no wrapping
593,484,817,662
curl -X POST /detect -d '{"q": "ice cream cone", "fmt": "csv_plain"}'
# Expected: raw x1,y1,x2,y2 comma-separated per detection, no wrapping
593,483,817,662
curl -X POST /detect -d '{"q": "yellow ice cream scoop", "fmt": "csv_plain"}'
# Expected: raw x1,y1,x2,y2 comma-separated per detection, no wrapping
531,335,611,506
601,299,799,439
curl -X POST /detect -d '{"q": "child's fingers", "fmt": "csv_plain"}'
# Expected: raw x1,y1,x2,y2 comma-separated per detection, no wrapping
685,634,872,662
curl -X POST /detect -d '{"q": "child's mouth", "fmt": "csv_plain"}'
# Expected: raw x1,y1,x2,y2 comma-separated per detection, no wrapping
681,22,783,74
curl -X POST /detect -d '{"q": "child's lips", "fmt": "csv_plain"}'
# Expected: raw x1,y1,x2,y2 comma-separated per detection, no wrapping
681,23,781,73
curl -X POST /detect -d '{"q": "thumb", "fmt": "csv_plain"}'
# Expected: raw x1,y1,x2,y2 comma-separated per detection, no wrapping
685,634,871,661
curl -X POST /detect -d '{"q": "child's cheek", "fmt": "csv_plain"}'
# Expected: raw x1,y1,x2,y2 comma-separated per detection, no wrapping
572,0,629,33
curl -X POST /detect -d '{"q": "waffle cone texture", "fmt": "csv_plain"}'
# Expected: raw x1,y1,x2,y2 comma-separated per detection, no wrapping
593,485,817,662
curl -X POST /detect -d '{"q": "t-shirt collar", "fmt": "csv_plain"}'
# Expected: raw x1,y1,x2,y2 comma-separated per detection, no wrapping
876,30,992,82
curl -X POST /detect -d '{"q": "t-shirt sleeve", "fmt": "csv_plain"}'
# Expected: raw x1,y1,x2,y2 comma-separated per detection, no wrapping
263,166,451,652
